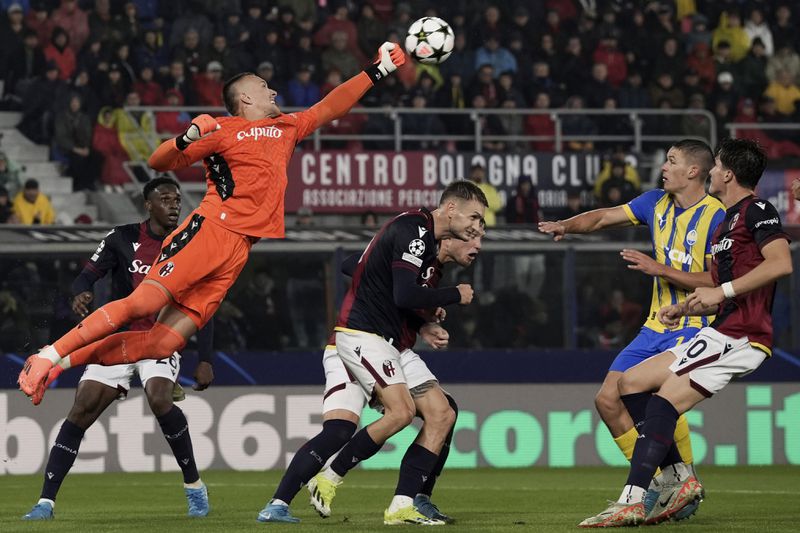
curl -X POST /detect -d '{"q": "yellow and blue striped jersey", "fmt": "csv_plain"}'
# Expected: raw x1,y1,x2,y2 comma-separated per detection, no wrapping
622,189,726,333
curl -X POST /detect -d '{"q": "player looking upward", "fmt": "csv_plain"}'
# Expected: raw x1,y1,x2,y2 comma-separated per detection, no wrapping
539,140,726,515
18,42,407,402
579,138,792,527
22,178,215,520
259,229,484,524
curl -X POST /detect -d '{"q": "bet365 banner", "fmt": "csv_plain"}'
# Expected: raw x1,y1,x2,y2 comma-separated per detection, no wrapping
2,383,798,474
285,151,631,213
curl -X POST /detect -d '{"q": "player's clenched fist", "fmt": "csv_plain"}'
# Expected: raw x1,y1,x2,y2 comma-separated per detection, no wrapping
375,42,405,77
179,114,220,148
456,283,474,305
657,303,684,329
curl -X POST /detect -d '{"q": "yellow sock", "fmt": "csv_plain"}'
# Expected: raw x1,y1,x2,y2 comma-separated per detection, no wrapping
673,414,694,464
613,427,638,461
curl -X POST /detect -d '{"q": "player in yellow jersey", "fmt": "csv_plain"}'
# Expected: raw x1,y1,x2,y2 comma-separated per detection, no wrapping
539,140,725,519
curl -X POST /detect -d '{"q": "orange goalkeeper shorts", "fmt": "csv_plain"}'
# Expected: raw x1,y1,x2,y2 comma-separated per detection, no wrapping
144,210,253,328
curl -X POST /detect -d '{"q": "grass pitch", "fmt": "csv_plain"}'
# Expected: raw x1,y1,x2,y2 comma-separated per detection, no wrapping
0,467,797,532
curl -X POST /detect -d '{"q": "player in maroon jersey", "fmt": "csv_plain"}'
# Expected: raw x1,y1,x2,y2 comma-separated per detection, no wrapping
580,138,792,528
22,178,215,521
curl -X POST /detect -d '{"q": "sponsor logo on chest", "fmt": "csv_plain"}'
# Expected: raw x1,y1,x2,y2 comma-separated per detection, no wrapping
236,125,283,141
711,237,734,256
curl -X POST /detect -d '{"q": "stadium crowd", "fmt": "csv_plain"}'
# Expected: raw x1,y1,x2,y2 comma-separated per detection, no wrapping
0,0,799,196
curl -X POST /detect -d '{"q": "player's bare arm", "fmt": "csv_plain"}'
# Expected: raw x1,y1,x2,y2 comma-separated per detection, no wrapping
685,238,792,313
621,250,714,289
539,205,632,241
308,42,405,129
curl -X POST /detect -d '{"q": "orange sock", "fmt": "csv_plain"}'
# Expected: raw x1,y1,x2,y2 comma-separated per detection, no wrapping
63,321,186,368
53,283,170,357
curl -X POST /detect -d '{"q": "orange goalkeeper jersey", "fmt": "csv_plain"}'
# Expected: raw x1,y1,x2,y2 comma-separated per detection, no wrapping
170,110,318,238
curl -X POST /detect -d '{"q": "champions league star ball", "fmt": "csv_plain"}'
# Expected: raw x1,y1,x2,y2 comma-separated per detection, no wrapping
404,17,455,64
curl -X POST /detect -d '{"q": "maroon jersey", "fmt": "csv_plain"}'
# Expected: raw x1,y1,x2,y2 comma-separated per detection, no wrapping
397,259,445,350
709,196,789,351
74,221,165,331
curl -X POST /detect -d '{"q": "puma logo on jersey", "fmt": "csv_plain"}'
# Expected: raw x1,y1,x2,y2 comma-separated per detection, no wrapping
132,242,141,251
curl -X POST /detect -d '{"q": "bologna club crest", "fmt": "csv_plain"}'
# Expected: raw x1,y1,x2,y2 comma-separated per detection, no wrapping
382,360,396,377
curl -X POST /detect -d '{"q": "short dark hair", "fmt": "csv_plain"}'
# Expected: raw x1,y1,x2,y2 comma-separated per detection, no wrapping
439,180,488,207
715,138,767,189
222,72,253,115
24,178,39,190
672,139,714,180
143,176,180,199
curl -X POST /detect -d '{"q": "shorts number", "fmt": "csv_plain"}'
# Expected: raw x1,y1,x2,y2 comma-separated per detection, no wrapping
685,339,708,359
156,354,179,376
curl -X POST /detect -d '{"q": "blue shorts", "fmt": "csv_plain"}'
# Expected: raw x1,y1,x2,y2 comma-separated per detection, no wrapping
608,326,699,373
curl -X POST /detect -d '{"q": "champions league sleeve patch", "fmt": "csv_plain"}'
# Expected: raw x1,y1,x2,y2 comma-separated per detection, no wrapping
401,238,426,267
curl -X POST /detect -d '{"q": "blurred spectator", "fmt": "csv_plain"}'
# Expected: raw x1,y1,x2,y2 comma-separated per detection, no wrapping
583,63,616,109
44,27,76,80
738,38,770,99
684,13,712,54
649,72,684,109
440,32,475,82
78,36,106,76
92,107,130,192
360,210,378,228
473,4,507,45
0,152,22,196
135,29,169,72
4,29,46,99
527,61,560,105
599,289,642,348
276,5,297,48
160,60,195,105
88,0,115,44
496,71,524,106
402,93,444,150
25,3,56,48
238,271,292,350
468,64,498,107
467,163,501,227
113,92,158,161
51,0,89,52
54,93,94,191
288,32,321,81
771,4,797,52
497,99,526,152
525,92,555,152
548,192,585,222
592,29,627,87
114,1,142,45
681,93,713,140
733,97,800,158
169,6,213,49
561,95,597,151
766,45,800,84
744,8,774,56
242,2,267,44
133,65,164,105
764,69,800,116
510,6,537,51
433,72,470,141
681,69,703,97
713,100,732,135
207,34,240,77
111,43,136,86
18,61,65,144
313,3,365,63
653,37,684,81
474,35,517,78
711,71,740,113
560,36,589,96
98,63,130,107
617,71,650,109
193,60,224,106
595,159,640,207
173,28,208,76
256,26,288,82
713,40,736,80
155,89,191,134
471,94,505,152
534,33,558,68
12,178,55,225
0,3,26,60
505,175,540,224
685,42,715,92
0,186,19,223
712,11,751,62
356,3,385,60
597,97,631,144
217,11,248,49
321,30,360,79
295,206,314,226
286,64,321,107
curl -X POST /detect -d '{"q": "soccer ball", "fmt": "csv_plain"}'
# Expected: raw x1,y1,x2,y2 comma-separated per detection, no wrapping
404,17,455,64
